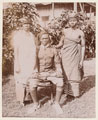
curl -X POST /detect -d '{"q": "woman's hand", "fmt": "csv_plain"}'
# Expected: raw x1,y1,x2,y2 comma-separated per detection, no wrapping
56,69,63,78
15,65,21,73
79,61,83,69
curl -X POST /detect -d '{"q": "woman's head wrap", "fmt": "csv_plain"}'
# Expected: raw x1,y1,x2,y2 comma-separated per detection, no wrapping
68,11,79,21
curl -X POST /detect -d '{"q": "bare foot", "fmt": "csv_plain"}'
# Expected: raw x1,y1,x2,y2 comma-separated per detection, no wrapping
27,103,40,114
52,102,63,115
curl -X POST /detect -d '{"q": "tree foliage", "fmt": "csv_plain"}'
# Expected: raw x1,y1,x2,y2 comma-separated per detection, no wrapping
3,3,41,76
3,6,96,76
47,10,96,58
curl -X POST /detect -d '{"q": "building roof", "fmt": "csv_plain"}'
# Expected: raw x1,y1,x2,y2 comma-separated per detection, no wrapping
86,3,96,8
35,2,96,8
35,3,52,5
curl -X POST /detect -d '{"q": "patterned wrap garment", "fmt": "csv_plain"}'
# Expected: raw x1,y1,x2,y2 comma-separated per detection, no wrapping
61,28,84,96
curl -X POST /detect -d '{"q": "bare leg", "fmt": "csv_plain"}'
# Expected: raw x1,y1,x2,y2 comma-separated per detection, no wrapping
30,87,39,105
52,86,63,114
27,87,40,114
55,86,63,103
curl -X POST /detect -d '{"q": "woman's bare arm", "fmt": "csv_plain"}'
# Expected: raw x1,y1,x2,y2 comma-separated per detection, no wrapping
80,32,85,68
55,36,64,48
55,29,65,48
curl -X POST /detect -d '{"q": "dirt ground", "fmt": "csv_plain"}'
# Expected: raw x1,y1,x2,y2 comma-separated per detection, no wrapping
2,58,96,118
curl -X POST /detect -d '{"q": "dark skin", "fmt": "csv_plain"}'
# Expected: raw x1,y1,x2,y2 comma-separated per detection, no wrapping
29,33,63,113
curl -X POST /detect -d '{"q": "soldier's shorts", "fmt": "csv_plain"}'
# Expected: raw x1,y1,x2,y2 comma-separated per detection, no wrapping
28,72,64,89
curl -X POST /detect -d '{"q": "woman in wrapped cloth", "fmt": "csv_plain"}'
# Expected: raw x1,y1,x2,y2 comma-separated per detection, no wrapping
55,12,85,98
12,18,37,106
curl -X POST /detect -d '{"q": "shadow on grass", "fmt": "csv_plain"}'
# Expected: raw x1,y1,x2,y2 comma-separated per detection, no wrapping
61,75,95,106
25,75,95,106
37,86,56,105
2,75,95,107
80,75,95,95
24,86,55,106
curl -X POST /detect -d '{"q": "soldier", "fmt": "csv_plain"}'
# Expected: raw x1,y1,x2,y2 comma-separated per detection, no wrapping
28,31,64,114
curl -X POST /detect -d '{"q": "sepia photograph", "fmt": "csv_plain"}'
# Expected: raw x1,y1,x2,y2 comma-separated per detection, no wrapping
2,1,96,118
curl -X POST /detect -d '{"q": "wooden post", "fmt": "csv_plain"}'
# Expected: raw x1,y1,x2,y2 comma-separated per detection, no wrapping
83,3,84,12
74,2,77,12
90,6,92,18
79,3,83,12
52,2,54,18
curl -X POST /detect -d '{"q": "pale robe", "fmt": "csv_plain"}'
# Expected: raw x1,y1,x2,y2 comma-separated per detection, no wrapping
13,30,37,102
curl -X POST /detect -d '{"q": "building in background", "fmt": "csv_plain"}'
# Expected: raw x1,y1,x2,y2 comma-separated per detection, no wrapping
3,2,96,27
35,2,96,27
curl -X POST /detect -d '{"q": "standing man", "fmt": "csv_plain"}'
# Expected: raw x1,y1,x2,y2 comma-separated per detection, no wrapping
13,18,37,106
